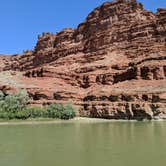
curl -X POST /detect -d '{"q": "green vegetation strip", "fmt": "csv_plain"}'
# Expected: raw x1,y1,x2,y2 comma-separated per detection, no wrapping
0,91,77,120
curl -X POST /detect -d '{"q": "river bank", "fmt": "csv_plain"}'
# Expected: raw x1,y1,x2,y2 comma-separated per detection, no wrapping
0,117,164,125
0,117,112,125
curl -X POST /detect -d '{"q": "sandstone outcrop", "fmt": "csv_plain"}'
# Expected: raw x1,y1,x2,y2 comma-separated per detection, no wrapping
1,0,166,120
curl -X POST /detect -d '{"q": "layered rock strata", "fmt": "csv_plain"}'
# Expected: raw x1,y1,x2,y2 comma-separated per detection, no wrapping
1,0,166,120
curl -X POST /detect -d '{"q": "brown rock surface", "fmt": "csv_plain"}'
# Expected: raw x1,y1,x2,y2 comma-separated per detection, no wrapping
1,0,166,120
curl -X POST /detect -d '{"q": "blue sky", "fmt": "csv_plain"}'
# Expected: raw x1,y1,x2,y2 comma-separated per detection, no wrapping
0,0,166,54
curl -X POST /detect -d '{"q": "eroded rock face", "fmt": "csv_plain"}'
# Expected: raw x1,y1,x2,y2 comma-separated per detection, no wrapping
1,0,166,120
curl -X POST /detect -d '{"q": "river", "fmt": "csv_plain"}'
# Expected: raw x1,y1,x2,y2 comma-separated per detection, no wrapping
0,120,166,166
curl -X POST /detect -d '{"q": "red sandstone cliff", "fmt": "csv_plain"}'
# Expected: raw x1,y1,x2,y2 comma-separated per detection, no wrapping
1,0,166,120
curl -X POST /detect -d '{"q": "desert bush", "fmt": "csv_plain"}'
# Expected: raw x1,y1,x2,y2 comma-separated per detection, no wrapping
14,111,30,120
0,91,29,119
0,112,10,119
47,103,76,120
0,91,5,101
60,103,76,120
47,103,66,118
0,91,29,113
23,106,47,118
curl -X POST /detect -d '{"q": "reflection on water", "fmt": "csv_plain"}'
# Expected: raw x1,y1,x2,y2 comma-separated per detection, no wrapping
0,121,165,166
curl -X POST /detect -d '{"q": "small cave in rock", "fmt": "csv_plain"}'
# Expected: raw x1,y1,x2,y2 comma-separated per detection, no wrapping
141,67,150,80
109,95,119,102
142,94,149,101
90,105,99,118
163,66,166,77
96,74,108,85
53,92,62,100
113,67,137,84
101,75,107,84
24,68,44,78
32,93,48,100
99,96,108,101
101,103,110,117
83,104,90,111
36,68,44,77
152,95,160,103
121,94,134,102
31,70,36,77
24,71,31,77
83,95,96,101
151,67,164,80
81,75,91,89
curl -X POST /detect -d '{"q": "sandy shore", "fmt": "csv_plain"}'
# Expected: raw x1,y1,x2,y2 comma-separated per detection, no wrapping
0,117,112,125
0,117,164,125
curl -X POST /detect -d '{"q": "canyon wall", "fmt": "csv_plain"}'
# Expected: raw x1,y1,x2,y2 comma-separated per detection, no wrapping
1,0,166,120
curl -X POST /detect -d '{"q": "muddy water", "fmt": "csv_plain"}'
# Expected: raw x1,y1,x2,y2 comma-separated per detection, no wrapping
0,120,165,166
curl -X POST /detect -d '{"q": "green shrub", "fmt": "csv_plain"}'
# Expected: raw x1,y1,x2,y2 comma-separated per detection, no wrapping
15,110,31,120
0,91,5,101
61,103,76,120
23,106,47,118
47,103,76,120
0,91,29,113
0,112,10,119
0,91,29,119
47,103,64,118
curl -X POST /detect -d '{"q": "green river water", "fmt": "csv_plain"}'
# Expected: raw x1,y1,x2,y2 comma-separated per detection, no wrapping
0,120,166,166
